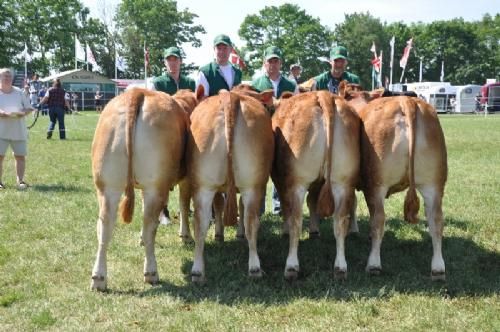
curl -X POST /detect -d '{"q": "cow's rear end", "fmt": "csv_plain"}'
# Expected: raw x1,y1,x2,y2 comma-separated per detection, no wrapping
90,88,191,291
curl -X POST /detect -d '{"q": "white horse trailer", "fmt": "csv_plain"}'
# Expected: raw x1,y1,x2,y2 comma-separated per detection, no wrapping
454,85,482,113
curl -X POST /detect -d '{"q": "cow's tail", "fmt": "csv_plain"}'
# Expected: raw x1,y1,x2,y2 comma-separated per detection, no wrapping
119,90,145,224
221,91,239,226
403,97,420,224
316,92,336,217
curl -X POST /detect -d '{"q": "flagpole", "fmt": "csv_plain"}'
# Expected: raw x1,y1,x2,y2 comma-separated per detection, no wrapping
389,36,395,87
75,34,77,69
86,43,89,71
115,49,118,80
371,66,374,90
400,67,405,83
378,51,383,87
419,57,423,82
144,40,148,89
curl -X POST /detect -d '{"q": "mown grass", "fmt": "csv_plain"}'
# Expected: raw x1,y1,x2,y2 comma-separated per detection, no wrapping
0,112,499,331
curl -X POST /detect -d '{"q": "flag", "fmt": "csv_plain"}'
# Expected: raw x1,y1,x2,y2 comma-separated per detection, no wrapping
86,44,100,71
440,61,444,82
115,52,127,71
23,43,32,62
370,42,381,73
144,45,150,68
399,38,413,68
75,37,85,61
229,49,246,70
389,36,395,69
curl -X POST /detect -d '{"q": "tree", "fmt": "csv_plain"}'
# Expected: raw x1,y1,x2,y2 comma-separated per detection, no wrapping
333,12,389,88
238,4,333,79
0,2,18,68
115,0,205,78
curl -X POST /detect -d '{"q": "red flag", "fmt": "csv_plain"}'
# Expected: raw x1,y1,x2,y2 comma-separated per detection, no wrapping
229,49,246,70
370,42,381,73
399,38,413,69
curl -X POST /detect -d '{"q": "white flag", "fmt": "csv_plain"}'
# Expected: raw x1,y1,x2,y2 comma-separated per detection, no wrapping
440,61,444,82
86,44,100,71
389,36,395,69
115,53,127,71
75,38,85,61
23,43,32,62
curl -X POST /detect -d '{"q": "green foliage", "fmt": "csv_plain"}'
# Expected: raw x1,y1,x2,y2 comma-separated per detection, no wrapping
238,4,333,79
115,0,205,77
0,113,499,330
333,12,389,88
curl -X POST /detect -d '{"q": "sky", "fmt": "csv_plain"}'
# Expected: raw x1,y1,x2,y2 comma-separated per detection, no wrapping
82,0,499,66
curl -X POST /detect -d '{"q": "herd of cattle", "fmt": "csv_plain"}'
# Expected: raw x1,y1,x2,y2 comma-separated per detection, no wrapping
89,82,448,291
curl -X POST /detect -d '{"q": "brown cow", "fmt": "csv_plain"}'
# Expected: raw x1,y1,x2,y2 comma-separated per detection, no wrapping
339,82,448,280
272,90,360,280
188,89,274,283
90,88,202,291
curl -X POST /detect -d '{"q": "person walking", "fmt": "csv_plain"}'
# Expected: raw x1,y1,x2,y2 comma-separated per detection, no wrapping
40,79,70,140
0,68,34,189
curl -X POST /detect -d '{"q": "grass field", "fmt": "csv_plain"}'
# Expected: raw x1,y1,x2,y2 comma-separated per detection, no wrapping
1,112,499,331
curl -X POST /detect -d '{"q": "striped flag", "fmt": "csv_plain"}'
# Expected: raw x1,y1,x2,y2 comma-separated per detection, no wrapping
399,38,413,69
370,42,381,73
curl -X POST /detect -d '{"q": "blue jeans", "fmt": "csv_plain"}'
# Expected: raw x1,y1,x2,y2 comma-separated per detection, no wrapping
47,106,66,139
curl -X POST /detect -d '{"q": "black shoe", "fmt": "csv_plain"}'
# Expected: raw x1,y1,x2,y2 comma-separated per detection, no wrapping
0,182,4,190
47,133,52,139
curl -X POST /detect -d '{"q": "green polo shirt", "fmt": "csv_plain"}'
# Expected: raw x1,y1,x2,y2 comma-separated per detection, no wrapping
199,61,242,96
314,71,360,94
251,75,296,98
153,73,195,95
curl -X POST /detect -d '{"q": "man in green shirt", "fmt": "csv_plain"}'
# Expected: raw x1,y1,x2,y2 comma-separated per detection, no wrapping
312,45,360,94
196,34,242,97
152,47,195,94
252,46,298,98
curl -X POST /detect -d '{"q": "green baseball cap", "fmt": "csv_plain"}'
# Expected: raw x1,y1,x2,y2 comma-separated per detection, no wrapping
213,34,233,47
264,46,283,61
163,47,181,58
330,45,348,60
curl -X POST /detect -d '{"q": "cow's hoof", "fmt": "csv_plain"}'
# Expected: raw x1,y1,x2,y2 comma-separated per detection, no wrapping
366,266,382,276
431,270,446,281
249,268,263,278
334,267,347,280
90,275,107,292
144,271,159,285
284,267,299,281
309,231,320,239
191,271,205,284
215,234,224,242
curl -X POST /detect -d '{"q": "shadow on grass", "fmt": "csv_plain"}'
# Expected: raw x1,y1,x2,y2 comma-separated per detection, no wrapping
31,183,92,193
108,215,500,304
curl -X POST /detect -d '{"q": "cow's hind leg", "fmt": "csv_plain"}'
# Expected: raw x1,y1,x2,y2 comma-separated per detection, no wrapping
141,189,165,285
191,188,216,283
332,185,355,280
419,185,446,281
284,186,307,280
178,179,193,242
91,189,122,291
365,187,387,275
241,188,263,278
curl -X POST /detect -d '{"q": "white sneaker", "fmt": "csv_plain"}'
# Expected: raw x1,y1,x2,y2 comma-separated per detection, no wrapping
18,181,28,190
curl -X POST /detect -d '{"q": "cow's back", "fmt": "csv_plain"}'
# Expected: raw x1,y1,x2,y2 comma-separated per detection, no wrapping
358,96,447,196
